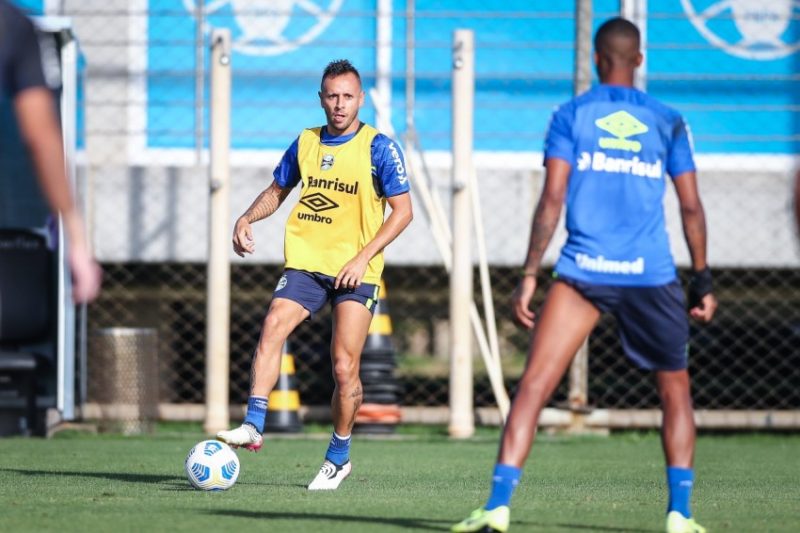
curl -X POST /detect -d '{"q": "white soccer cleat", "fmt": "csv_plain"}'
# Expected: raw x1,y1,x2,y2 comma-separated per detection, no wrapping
216,423,263,452
307,459,352,490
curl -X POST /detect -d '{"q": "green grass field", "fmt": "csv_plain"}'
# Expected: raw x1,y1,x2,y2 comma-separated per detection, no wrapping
0,426,797,532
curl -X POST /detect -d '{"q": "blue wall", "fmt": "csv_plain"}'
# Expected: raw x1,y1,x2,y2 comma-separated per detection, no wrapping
143,1,798,154
147,0,377,149
13,0,42,14
649,1,799,154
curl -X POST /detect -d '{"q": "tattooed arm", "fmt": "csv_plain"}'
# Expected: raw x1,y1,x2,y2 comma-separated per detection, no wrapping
233,180,292,257
512,157,570,329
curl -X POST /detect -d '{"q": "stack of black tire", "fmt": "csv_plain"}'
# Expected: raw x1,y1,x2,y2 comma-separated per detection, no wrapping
355,283,402,434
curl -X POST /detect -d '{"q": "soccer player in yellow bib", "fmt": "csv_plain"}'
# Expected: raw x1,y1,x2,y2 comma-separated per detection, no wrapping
217,59,413,491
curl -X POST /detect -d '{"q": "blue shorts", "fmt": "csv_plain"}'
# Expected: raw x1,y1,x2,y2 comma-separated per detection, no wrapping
272,269,379,318
557,276,689,371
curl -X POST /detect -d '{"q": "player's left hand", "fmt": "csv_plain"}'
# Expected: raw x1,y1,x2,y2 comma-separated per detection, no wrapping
512,275,538,329
689,292,717,323
335,254,369,290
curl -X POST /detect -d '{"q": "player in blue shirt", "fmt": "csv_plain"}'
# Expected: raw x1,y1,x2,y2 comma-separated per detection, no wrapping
452,18,716,533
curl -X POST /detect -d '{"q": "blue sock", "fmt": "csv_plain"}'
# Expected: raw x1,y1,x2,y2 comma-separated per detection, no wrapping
243,396,268,433
485,464,522,511
666,466,694,518
324,432,352,466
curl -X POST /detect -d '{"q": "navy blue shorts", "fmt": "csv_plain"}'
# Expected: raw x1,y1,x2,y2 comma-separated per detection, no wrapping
272,269,379,318
558,276,689,371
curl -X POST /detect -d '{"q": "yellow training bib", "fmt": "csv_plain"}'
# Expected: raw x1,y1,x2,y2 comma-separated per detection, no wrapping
284,124,386,284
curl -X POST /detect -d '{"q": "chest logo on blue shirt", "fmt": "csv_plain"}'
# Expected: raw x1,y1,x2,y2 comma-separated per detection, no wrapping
321,154,335,171
595,111,648,153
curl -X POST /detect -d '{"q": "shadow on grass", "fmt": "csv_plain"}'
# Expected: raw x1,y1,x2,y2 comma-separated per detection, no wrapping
208,509,657,532
227,480,309,489
0,467,181,485
161,480,212,491
1,469,658,532
553,524,657,532
208,509,448,531
157,479,309,491
1,468,315,492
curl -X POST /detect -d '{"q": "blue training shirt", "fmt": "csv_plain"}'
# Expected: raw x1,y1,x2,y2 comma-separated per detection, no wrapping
273,123,410,198
544,84,696,286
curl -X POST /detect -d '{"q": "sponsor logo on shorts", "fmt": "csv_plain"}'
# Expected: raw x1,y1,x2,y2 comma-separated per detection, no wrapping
276,275,288,291
575,253,645,275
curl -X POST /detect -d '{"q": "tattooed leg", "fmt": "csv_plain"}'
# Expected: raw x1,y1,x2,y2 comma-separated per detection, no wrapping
347,386,364,432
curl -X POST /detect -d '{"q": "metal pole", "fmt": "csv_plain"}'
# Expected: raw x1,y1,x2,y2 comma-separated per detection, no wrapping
194,0,205,165
376,0,392,133
405,0,415,143
448,29,475,439
204,29,232,434
621,0,648,90
58,31,78,420
574,0,593,96
568,0,593,430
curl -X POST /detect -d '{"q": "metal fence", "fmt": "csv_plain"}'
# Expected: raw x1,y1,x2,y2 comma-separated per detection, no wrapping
38,2,799,426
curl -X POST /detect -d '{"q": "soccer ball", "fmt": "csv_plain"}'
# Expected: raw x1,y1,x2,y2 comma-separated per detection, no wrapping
184,440,240,491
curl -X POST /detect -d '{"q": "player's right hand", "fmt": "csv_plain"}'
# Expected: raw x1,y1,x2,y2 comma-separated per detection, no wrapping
232,217,255,257
512,275,537,329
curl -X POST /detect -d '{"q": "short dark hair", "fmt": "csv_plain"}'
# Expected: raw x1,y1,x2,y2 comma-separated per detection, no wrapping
594,17,640,54
321,59,361,90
